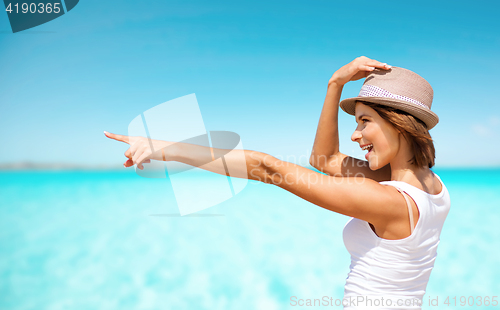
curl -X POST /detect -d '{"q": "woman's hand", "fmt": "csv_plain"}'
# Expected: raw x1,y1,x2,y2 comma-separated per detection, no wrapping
328,56,392,87
104,131,174,170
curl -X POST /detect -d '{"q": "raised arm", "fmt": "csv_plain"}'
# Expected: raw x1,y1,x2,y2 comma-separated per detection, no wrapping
309,56,392,182
308,81,344,170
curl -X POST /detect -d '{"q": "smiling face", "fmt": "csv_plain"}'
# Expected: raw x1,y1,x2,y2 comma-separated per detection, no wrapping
351,101,403,170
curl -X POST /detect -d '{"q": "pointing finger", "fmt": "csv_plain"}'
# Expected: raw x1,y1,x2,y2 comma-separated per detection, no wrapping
104,131,130,144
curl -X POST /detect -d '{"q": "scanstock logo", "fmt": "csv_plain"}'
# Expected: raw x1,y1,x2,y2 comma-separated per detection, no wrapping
3,0,79,33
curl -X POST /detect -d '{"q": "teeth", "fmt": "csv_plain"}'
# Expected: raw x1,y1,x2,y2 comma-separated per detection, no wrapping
361,144,373,151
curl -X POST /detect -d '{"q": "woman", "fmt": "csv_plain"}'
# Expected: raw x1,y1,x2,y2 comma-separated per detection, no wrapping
105,56,450,309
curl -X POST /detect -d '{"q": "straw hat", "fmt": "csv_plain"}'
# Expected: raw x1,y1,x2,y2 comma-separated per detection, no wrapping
339,66,439,130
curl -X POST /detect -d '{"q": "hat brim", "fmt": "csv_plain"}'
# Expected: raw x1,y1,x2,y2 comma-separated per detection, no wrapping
339,96,439,130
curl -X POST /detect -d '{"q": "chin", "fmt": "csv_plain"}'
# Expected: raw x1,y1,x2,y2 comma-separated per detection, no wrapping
368,162,379,170
368,155,387,171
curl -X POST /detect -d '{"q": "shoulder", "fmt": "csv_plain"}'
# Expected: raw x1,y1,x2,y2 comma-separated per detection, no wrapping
372,183,421,239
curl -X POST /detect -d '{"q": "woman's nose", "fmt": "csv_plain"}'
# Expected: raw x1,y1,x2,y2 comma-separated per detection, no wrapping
351,129,362,142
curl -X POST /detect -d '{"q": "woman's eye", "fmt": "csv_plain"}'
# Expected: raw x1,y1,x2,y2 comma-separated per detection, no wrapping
362,119,369,123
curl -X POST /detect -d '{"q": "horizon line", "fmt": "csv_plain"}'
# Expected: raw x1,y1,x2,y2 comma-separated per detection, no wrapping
0,161,499,171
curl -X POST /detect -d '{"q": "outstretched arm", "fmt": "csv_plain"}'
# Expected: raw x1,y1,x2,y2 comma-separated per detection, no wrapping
104,131,404,226
103,131,273,183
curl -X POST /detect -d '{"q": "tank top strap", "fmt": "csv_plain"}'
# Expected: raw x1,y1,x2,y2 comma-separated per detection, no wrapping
379,181,417,234
394,187,415,234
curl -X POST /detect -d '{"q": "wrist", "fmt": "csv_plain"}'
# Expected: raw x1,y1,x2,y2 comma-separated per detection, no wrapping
153,141,178,162
328,79,344,88
165,142,180,162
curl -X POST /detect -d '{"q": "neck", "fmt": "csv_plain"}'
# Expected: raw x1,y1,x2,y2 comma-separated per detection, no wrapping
390,165,432,183
389,135,432,183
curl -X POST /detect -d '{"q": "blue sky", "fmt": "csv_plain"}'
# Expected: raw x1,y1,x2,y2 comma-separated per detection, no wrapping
0,0,499,168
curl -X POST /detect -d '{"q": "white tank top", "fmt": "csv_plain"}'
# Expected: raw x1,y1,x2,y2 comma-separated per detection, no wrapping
342,173,451,309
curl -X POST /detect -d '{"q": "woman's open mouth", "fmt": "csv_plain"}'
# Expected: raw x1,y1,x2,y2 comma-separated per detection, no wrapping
363,144,374,160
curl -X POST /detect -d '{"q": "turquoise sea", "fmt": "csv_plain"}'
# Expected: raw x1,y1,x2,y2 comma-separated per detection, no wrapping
1,168,499,309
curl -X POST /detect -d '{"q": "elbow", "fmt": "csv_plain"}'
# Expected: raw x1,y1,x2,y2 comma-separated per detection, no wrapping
309,157,318,169
309,156,323,172
309,153,319,168
308,157,314,167
309,154,325,169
